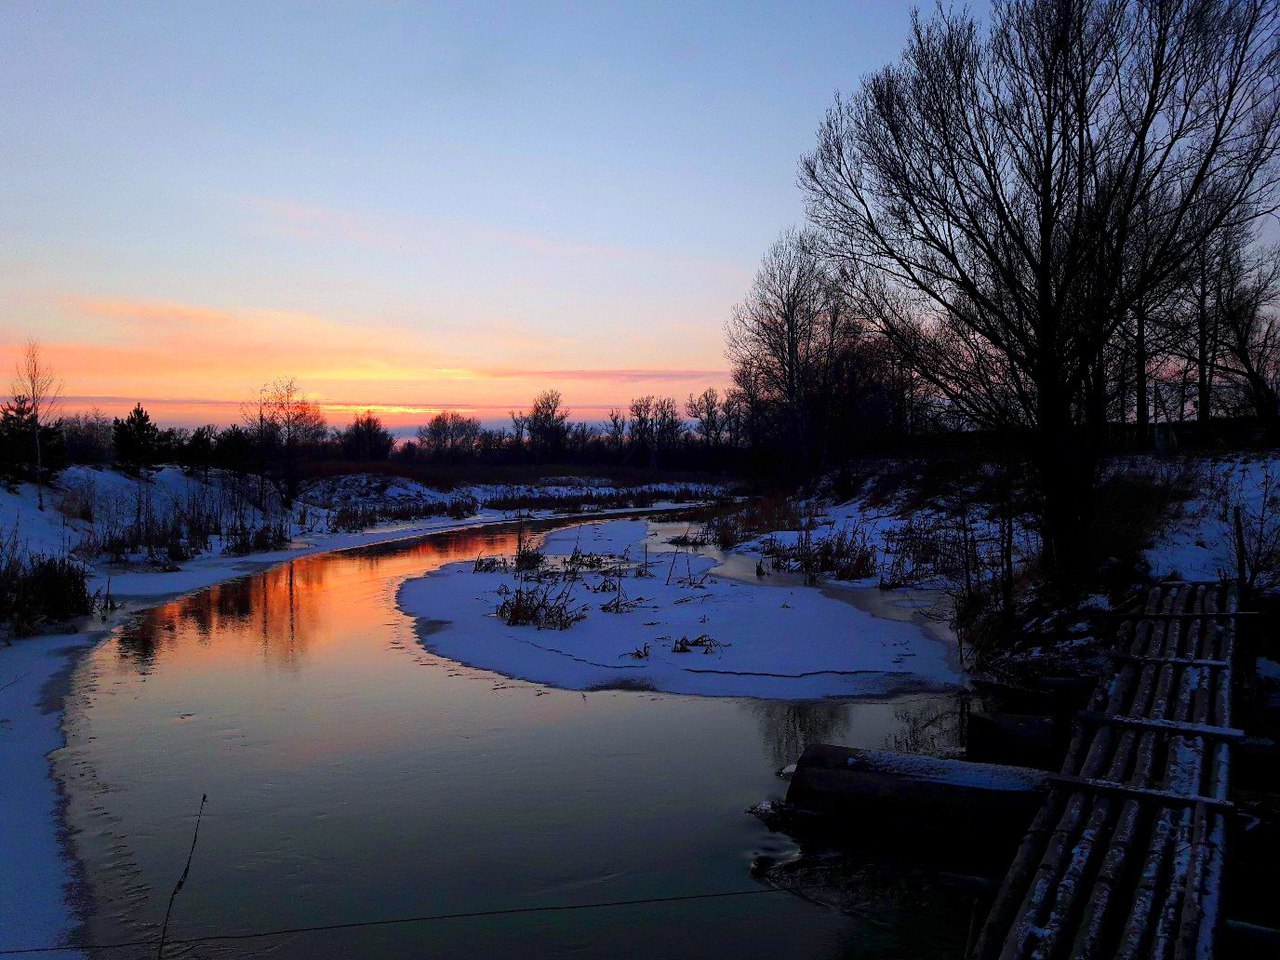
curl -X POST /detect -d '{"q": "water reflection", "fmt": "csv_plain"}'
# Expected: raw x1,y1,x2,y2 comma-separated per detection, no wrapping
112,525,533,675
748,700,852,768
116,561,321,672
885,696,969,756
57,517,972,960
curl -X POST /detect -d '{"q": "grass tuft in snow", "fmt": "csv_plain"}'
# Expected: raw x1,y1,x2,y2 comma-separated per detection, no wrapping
0,527,95,636
496,581,587,630
327,495,478,532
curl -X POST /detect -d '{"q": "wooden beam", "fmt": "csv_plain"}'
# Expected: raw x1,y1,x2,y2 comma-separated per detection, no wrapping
1045,774,1235,812
1088,611,1258,621
1108,653,1230,668
1075,711,1246,741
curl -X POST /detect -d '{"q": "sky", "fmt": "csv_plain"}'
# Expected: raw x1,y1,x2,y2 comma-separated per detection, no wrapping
1,1,935,431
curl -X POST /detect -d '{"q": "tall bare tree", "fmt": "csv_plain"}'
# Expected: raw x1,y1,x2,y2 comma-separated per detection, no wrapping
604,407,627,451
1217,242,1280,430
802,0,1280,572
686,388,725,447
526,390,569,460
417,411,481,461
11,340,62,510
726,227,860,466
245,377,326,507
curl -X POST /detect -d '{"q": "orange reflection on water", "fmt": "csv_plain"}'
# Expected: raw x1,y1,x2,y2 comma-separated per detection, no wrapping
111,525,531,675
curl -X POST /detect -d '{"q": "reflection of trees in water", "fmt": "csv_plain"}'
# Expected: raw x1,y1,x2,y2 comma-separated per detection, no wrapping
885,695,968,756
750,701,852,767
115,559,322,673
110,519,592,676
113,616,166,673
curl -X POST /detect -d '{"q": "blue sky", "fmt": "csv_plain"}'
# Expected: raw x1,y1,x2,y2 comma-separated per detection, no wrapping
1,1,947,426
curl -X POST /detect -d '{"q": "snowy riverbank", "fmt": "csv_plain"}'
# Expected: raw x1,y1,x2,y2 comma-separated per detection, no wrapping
0,496,708,958
397,518,964,699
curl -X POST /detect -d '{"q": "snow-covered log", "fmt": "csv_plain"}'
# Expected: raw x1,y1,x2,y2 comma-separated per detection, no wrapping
784,744,1048,842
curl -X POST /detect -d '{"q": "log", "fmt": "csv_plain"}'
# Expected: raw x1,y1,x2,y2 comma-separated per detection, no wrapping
785,744,1048,845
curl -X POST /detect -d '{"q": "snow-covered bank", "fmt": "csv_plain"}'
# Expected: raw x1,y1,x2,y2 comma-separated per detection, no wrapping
0,474,715,958
1144,454,1274,583
0,465,718,606
397,519,963,699
0,627,97,957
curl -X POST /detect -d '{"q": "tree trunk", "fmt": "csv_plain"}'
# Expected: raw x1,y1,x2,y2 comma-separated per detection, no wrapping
1037,375,1085,577
1135,306,1149,433
33,421,44,510
1197,277,1212,423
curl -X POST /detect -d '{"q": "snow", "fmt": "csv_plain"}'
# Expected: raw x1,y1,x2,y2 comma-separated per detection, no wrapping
302,473,721,513
0,628,92,958
1259,657,1280,683
1144,454,1275,582
542,519,652,556
398,518,964,699
0,466,720,959
0,479,85,557
843,748,1048,791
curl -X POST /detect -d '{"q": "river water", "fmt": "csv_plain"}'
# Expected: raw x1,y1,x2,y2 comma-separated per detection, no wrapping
53,518,971,958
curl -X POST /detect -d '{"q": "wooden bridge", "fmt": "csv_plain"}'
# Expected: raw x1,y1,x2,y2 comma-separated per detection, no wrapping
971,581,1240,960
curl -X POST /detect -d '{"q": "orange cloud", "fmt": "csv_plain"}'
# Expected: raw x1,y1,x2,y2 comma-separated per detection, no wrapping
21,293,730,429
67,298,239,327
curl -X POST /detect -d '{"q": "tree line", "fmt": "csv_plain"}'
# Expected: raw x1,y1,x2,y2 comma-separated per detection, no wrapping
2,362,756,512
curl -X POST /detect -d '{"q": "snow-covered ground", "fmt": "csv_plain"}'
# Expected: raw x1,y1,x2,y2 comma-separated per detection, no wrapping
6,451,1270,955
303,472,719,511
0,466,719,958
0,466,723,600
1143,454,1274,583
1,628,94,958
1,465,721,561
397,518,963,699
739,453,1280,592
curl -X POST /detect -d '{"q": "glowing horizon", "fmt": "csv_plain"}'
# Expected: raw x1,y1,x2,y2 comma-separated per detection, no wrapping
6,290,733,431
2,2,925,429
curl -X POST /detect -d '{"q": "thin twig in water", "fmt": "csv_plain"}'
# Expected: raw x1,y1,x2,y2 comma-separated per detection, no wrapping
665,536,683,586
156,793,207,959
0,670,32,692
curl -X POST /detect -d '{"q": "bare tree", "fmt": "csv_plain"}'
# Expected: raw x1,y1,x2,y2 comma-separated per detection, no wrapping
605,407,627,451
652,396,685,465
686,388,725,447
248,377,326,507
725,228,860,465
1217,243,1280,430
508,410,528,453
802,0,1280,572
11,340,62,509
722,388,747,450
627,395,656,462
526,390,569,460
417,411,481,461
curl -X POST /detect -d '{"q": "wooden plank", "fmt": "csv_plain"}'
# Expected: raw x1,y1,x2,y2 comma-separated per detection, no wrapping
1075,711,1245,741
1108,654,1230,668
1091,611,1257,620
969,582,1242,960
1044,775,1234,813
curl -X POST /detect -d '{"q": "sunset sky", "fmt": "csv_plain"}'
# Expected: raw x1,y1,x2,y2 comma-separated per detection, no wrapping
2,1,937,430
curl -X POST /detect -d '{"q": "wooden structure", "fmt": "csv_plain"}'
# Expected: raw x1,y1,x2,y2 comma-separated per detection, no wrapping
972,581,1238,959
786,744,1049,852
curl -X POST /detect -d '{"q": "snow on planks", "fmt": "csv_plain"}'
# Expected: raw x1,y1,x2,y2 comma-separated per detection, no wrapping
972,582,1236,960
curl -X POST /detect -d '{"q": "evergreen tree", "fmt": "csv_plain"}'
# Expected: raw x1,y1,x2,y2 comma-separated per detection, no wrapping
113,403,160,473
0,396,65,486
